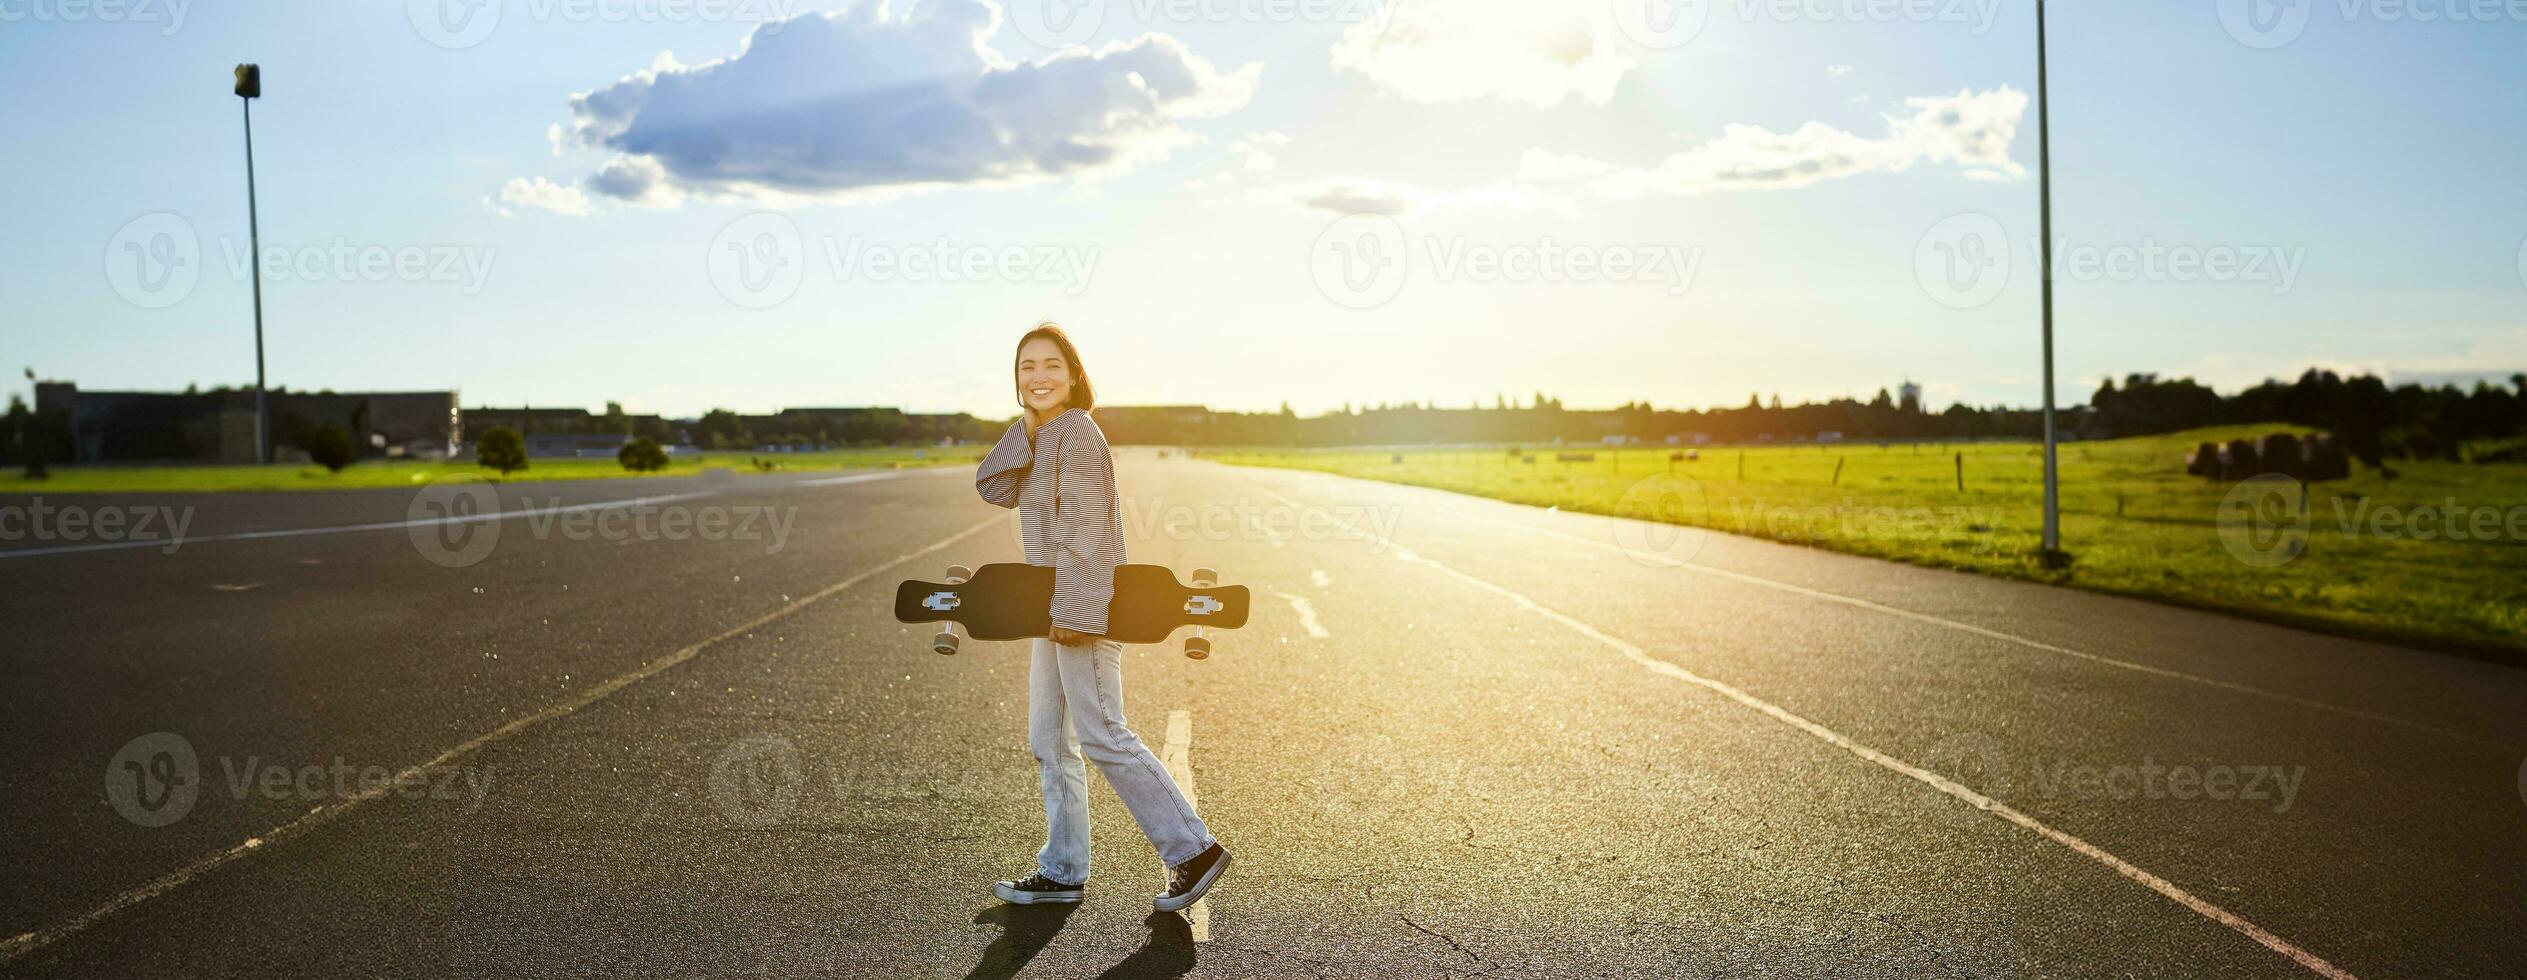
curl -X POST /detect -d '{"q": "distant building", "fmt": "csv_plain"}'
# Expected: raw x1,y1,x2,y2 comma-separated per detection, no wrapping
36,382,458,463
1898,380,1923,414
515,433,627,457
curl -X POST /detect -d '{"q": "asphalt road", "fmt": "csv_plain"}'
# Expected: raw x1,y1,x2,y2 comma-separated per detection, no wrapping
3,452,2523,978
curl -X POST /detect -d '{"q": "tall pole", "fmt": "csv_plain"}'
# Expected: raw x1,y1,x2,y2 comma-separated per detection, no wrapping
2034,0,2062,560
242,94,269,464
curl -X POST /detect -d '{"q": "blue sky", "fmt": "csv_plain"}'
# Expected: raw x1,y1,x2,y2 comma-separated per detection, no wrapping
2,0,2522,419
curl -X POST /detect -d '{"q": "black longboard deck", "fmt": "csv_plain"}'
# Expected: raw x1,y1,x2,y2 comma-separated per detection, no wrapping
893,563,1250,644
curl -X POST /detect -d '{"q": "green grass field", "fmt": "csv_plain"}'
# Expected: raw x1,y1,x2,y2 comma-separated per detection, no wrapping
1209,426,2527,657
0,447,982,494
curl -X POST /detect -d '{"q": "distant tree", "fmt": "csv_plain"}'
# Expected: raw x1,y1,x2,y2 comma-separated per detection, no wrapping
300,424,357,473
617,436,669,472
477,426,528,474
602,401,631,435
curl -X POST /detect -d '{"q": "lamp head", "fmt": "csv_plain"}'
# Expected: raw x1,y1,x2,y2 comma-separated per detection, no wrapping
233,63,260,99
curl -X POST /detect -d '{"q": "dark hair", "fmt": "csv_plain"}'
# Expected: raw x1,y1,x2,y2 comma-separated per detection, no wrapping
1013,321,1095,412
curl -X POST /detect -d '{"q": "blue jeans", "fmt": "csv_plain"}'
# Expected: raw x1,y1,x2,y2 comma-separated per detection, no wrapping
1029,636,1214,884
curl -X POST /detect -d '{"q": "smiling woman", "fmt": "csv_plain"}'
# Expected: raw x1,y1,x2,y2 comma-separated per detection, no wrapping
971,320,1235,914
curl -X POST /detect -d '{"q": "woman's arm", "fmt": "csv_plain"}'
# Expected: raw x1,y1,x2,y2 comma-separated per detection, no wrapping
1048,418,1125,636
974,419,1032,509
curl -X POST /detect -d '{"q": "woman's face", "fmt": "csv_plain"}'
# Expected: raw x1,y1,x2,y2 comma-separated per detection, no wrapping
1016,336,1074,417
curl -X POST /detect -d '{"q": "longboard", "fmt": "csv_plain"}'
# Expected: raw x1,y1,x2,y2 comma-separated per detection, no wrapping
893,563,1249,658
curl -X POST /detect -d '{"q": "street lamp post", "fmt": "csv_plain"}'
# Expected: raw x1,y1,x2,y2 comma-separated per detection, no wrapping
235,63,269,465
2034,1,2066,565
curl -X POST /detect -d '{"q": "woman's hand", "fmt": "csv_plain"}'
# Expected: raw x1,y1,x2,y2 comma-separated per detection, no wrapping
1049,627,1101,647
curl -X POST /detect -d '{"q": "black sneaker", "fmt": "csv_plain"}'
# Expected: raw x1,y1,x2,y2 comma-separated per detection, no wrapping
994,871,1085,905
1153,843,1232,912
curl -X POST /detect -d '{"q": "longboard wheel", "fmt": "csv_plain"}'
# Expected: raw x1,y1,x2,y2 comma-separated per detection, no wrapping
1189,566,1217,587
933,631,961,655
945,564,972,583
1184,635,1211,660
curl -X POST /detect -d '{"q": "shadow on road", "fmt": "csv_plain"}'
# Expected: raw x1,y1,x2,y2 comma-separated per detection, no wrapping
959,904,1198,980
1092,912,1196,980
963,903,1079,980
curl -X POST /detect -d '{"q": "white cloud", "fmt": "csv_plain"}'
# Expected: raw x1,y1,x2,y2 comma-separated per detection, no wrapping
1828,64,1853,77
493,176,592,217
1251,176,1575,218
1534,87,2029,198
1331,1,1630,108
557,0,1258,206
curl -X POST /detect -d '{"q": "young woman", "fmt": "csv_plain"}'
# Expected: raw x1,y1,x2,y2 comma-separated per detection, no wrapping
973,322,1232,913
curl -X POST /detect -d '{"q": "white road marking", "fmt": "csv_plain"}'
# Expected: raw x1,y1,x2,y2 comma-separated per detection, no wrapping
1261,488,2360,980
1248,515,1284,548
1310,569,1331,589
0,512,1007,965
1158,709,1209,942
1275,592,1331,639
1453,505,2507,749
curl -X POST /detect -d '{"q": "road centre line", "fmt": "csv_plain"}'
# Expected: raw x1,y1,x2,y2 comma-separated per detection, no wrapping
1159,710,1210,942
1434,502,2507,749
0,512,1004,963
1259,488,2359,980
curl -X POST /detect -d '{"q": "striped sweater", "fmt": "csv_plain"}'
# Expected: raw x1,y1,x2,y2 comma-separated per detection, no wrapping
974,408,1128,634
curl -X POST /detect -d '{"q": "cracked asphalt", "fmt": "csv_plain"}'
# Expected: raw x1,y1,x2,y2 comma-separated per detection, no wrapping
4,453,2524,978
